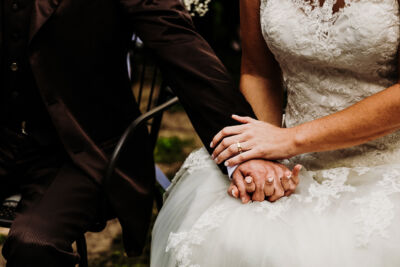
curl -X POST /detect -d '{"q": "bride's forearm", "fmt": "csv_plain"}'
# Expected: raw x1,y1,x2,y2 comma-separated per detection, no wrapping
239,0,283,127
291,83,400,155
240,74,283,126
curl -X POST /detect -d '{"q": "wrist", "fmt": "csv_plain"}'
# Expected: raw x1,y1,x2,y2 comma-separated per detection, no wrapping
288,124,309,157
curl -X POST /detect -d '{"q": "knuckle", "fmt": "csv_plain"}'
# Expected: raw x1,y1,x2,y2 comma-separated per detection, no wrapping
229,145,236,153
222,139,230,146
277,190,285,197
255,181,264,188
254,147,262,155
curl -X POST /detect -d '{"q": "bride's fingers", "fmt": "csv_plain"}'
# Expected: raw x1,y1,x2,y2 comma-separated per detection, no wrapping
210,125,248,148
228,183,239,199
291,164,303,185
285,190,294,197
244,176,256,193
264,176,275,197
224,150,260,167
231,114,255,124
274,166,290,192
214,141,251,165
268,176,285,202
252,176,266,202
211,134,246,161
282,171,295,192
232,171,251,204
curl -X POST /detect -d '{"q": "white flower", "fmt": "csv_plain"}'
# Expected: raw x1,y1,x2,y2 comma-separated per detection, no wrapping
183,0,212,17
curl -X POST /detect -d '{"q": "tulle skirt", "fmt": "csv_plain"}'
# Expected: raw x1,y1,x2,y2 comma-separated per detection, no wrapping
151,148,400,267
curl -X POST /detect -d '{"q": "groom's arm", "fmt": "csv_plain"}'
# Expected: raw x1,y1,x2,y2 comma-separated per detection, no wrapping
117,0,255,172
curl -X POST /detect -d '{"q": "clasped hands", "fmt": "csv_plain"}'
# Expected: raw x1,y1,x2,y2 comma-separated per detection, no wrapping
226,159,302,203
210,115,302,203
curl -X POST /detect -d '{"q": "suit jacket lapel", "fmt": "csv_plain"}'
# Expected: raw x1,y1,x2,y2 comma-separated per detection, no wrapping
29,0,60,44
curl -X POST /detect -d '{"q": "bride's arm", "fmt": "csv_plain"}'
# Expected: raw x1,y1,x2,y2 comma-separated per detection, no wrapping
292,81,400,154
239,0,283,126
211,68,400,166
213,80,400,167
210,3,400,166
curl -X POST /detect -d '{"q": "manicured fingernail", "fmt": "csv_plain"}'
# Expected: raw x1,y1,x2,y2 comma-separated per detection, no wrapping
245,177,252,184
267,177,274,183
210,141,213,148
287,174,292,179
231,189,236,197
214,158,219,164
242,197,246,203
232,114,238,117
211,155,215,160
224,161,229,166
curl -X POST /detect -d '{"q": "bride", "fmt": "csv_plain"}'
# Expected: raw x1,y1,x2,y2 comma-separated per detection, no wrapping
151,0,400,266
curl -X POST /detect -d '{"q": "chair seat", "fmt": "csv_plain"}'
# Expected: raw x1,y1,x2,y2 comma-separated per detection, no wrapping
0,195,20,227
0,205,16,221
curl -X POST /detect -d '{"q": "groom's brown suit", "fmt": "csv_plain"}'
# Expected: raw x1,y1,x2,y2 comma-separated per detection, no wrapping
0,0,254,265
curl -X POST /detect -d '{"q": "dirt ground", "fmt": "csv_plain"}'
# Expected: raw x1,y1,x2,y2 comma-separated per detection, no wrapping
0,108,201,267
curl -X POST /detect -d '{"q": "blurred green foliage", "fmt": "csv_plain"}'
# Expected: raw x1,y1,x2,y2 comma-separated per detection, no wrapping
154,136,194,163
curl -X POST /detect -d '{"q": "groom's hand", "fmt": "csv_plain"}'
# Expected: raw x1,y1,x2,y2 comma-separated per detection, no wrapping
228,160,301,203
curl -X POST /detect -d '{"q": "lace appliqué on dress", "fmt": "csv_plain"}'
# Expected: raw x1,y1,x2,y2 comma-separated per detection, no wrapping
252,198,293,219
290,0,350,40
260,0,400,169
165,148,214,200
351,169,400,247
166,204,229,267
305,168,356,213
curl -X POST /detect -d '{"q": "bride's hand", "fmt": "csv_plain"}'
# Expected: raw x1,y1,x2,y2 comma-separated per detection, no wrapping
211,115,298,167
228,160,302,202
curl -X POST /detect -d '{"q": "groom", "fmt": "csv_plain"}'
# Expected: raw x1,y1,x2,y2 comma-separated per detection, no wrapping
0,0,283,265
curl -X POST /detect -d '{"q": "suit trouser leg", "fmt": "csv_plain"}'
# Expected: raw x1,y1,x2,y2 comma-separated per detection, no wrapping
0,132,104,267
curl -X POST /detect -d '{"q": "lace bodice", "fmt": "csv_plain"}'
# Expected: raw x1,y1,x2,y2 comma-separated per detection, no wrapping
260,0,400,169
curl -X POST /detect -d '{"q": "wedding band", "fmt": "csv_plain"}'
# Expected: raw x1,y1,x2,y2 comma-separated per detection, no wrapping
236,142,243,154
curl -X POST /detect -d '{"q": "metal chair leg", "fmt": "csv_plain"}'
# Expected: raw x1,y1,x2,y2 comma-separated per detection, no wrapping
76,234,88,267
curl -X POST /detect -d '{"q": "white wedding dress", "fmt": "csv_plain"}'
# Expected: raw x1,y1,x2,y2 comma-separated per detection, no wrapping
151,0,400,266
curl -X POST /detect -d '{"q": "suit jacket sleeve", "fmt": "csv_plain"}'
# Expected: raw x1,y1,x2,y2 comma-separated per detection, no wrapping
118,0,255,172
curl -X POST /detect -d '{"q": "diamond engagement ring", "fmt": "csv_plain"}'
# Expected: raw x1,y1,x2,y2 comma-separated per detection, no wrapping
237,142,243,154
